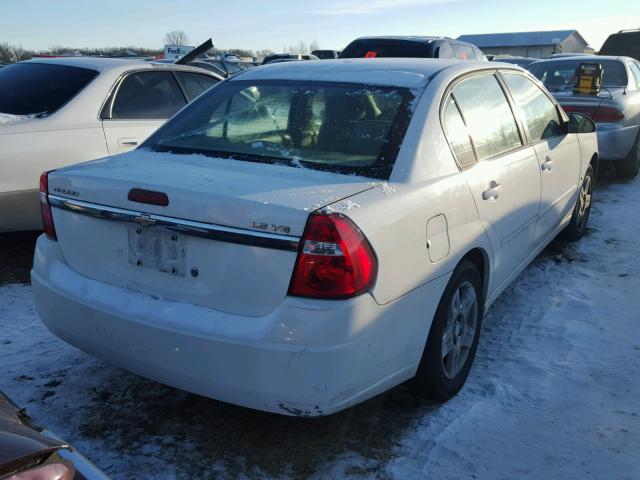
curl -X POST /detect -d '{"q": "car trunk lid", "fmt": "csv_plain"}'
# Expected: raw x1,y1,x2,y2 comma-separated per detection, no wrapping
47,150,373,316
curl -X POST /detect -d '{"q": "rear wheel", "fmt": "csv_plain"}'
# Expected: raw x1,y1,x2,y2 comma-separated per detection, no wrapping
412,260,483,402
614,133,640,179
563,164,594,241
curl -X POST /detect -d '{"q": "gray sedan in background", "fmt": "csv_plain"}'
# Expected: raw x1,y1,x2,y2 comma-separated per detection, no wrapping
528,56,640,178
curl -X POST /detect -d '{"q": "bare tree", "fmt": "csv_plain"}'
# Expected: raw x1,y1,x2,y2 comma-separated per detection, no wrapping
164,30,189,46
0,42,12,63
310,40,319,52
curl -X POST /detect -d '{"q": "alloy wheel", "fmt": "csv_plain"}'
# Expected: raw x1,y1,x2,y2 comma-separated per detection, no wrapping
442,281,478,379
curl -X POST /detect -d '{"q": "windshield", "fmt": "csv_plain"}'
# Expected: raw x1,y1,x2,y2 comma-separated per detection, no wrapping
144,80,419,179
527,59,628,90
0,62,98,116
600,32,640,60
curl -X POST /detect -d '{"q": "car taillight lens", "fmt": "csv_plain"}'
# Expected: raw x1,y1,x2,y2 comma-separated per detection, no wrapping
40,171,57,240
592,106,624,123
288,212,377,299
8,461,75,480
561,104,624,123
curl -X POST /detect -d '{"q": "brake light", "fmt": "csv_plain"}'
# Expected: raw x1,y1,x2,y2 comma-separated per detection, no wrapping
561,104,624,122
592,106,624,123
364,51,378,58
289,212,377,299
128,188,169,206
40,171,57,240
9,461,75,479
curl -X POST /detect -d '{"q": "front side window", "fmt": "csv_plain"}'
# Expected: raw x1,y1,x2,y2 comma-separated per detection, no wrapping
145,80,418,179
0,63,98,116
502,73,563,142
442,96,476,168
110,71,186,120
452,74,522,160
175,72,219,101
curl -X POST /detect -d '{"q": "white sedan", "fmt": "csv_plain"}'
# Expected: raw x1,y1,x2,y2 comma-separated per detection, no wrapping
0,57,222,232
32,59,598,416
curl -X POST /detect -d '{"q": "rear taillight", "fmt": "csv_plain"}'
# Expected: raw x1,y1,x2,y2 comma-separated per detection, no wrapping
592,106,624,123
561,104,624,123
9,461,75,480
288,212,377,299
40,171,57,240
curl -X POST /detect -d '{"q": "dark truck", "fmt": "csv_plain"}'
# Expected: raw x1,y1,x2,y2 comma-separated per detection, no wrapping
600,29,640,61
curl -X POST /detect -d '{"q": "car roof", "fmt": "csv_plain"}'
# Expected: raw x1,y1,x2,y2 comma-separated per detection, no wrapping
233,58,500,89
529,55,628,64
351,36,451,44
22,57,222,78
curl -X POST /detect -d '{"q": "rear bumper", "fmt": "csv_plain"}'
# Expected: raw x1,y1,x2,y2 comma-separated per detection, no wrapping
32,236,448,416
596,123,639,160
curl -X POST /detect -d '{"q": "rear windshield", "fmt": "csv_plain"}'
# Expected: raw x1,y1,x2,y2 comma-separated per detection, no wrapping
600,32,640,60
145,80,419,179
0,63,98,116
340,39,433,59
528,59,628,90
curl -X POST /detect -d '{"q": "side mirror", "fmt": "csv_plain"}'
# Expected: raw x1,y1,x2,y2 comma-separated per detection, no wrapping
568,112,596,134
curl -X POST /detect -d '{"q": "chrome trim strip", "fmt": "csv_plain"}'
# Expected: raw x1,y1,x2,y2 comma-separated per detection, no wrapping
48,195,300,252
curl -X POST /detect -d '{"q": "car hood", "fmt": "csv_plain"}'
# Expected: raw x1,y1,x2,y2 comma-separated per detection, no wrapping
0,391,67,468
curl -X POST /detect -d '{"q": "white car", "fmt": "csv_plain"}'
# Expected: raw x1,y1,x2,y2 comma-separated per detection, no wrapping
0,57,222,232
32,59,598,416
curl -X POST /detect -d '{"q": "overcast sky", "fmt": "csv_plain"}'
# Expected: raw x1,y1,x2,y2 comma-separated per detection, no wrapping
4,0,639,51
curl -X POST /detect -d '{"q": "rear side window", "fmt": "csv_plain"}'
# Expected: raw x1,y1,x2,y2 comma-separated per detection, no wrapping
340,39,433,58
175,72,219,101
110,71,186,120
502,73,563,141
451,44,475,61
452,74,522,160
0,63,98,116
146,80,418,179
629,62,640,89
442,96,476,168
436,42,454,59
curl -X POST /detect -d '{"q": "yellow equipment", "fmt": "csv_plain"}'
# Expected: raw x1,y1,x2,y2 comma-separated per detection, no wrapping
573,62,603,95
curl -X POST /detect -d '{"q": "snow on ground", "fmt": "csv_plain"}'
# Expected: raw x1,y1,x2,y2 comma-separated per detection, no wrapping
1,172,639,479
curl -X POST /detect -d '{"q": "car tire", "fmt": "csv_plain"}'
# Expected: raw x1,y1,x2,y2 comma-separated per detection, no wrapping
563,164,594,241
614,133,640,179
411,260,483,402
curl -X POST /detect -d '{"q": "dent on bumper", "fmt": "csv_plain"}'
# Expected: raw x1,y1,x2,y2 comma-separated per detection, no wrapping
31,236,448,416
596,124,639,160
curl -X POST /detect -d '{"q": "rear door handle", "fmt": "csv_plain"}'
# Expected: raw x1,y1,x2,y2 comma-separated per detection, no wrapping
482,181,501,201
541,157,553,171
117,137,138,147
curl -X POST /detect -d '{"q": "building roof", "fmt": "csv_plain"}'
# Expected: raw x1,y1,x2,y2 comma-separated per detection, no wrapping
457,30,585,48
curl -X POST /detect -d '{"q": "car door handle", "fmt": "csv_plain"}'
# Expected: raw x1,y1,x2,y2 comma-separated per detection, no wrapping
117,137,138,147
541,158,553,171
482,181,501,201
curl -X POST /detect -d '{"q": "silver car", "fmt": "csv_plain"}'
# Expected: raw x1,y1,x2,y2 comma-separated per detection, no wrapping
528,55,640,178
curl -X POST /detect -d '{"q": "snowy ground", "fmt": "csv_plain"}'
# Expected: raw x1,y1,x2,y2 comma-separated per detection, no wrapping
1,169,639,479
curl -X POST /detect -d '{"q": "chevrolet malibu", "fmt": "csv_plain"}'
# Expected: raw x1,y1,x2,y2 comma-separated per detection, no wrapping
32,59,598,416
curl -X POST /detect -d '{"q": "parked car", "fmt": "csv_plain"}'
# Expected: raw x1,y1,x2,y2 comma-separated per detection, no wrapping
190,58,253,78
599,29,640,61
0,391,108,479
32,59,597,417
340,36,486,60
491,55,537,67
311,49,341,59
261,53,319,64
527,55,640,177
548,52,590,58
0,57,222,232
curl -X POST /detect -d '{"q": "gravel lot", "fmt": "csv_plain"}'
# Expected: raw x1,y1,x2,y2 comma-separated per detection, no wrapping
1,167,638,479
